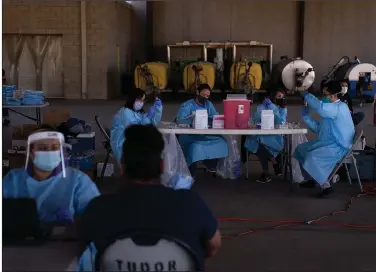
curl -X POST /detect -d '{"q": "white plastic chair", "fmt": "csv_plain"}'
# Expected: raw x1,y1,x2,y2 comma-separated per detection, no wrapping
97,234,198,272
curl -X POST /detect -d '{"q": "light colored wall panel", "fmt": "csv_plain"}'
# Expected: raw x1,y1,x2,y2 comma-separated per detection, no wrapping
303,1,376,87
153,1,298,62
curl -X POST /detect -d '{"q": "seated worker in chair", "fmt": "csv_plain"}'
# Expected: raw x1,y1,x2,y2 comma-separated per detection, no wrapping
295,81,355,197
175,84,228,176
78,125,221,271
110,88,163,163
2,126,100,223
339,80,365,126
243,90,287,183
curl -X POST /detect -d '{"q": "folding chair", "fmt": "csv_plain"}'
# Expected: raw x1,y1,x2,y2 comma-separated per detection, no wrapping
325,127,364,192
96,233,199,272
94,115,112,184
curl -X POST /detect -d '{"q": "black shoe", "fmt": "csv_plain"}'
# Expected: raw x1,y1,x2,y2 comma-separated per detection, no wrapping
3,119,10,126
299,180,316,188
256,173,272,183
317,187,334,198
273,163,282,177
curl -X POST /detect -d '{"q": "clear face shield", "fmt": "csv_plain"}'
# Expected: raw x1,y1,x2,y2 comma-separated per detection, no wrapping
25,131,67,178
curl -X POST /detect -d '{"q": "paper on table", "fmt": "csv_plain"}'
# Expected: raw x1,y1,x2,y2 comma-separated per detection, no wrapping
193,109,208,129
261,110,274,129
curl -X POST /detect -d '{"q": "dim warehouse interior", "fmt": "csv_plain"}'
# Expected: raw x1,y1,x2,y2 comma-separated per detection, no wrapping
2,1,376,272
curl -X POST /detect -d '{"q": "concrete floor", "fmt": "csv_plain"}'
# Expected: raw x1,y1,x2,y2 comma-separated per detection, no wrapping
3,97,376,271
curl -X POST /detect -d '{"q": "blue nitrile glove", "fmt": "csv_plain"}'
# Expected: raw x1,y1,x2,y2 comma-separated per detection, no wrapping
154,98,162,107
302,106,309,117
263,98,272,107
146,106,155,119
56,208,74,223
302,90,309,97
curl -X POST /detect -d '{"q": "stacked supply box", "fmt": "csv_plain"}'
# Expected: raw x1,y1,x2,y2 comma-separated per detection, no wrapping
3,85,21,105
22,90,45,105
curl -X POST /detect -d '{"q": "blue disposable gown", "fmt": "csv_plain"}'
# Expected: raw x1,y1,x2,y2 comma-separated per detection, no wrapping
175,99,228,165
244,103,287,157
2,167,100,222
110,104,163,162
294,94,355,185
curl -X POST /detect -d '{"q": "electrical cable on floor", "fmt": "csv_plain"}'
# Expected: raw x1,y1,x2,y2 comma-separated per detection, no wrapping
218,184,376,239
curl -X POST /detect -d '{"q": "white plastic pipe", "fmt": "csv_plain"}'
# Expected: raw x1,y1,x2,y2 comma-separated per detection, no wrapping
80,1,87,99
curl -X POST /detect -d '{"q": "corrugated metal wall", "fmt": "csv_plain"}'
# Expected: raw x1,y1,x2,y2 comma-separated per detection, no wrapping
303,1,376,84
152,0,376,88
153,0,298,62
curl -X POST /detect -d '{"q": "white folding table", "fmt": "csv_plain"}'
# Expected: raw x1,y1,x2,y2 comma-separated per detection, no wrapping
3,102,50,124
159,127,308,182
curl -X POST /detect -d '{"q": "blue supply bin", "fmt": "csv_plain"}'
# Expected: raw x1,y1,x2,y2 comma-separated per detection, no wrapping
68,155,95,171
66,132,95,155
350,147,376,181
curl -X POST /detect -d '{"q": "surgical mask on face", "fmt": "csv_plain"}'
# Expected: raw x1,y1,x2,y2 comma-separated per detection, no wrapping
197,95,208,104
33,151,62,171
341,87,348,95
321,97,331,103
275,98,286,107
133,101,144,111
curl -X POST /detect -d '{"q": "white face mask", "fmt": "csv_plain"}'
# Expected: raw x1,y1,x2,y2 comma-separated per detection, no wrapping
341,87,348,95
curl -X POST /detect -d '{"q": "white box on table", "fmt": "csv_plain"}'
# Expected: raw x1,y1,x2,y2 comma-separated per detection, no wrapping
212,115,225,129
261,110,274,129
193,109,208,129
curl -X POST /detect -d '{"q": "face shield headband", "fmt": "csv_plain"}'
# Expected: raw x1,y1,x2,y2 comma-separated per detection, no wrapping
25,131,66,178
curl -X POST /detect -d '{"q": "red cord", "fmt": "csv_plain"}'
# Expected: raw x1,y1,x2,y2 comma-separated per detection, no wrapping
218,185,376,239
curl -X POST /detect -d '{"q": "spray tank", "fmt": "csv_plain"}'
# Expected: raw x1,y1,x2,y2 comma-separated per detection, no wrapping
134,62,168,95
183,62,216,94
270,56,315,94
322,56,376,101
229,61,263,96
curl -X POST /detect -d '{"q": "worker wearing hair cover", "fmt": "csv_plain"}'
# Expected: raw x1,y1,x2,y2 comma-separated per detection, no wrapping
339,80,365,126
2,127,100,223
110,88,163,162
175,84,228,176
295,81,355,197
244,90,287,183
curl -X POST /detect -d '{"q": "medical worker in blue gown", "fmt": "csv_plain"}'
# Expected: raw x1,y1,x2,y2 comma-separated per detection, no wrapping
175,84,228,176
295,81,355,197
244,90,287,183
110,88,163,162
2,127,100,223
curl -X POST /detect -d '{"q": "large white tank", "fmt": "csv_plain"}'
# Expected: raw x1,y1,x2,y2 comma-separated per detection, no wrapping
322,56,376,98
270,58,315,93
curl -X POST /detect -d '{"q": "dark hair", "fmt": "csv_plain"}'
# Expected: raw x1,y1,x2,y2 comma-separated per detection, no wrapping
30,124,57,135
124,88,146,112
197,83,211,93
122,124,164,181
325,81,342,95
